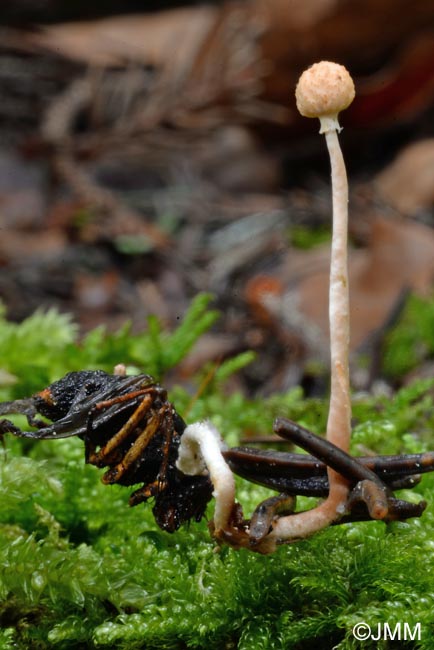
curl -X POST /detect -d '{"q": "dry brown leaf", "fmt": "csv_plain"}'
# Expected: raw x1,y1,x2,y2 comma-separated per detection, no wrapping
8,0,430,142
375,139,434,215
28,3,267,121
0,229,67,263
257,0,434,125
282,216,434,353
29,8,217,68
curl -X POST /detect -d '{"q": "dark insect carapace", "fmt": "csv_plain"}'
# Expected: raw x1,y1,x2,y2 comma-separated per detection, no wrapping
0,370,213,533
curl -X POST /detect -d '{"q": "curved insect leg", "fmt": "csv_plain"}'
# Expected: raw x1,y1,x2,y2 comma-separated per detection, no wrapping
100,408,162,482
223,447,329,496
387,475,421,490
342,488,427,523
275,420,434,486
102,401,178,488
225,447,434,495
0,418,24,437
128,405,176,506
155,405,176,488
274,418,392,518
365,451,434,481
85,391,155,465
0,398,46,430
249,494,296,544
274,418,385,486
273,420,430,524
345,480,389,520
383,497,427,521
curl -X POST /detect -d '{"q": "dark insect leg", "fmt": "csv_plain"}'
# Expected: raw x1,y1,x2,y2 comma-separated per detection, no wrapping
0,419,24,436
273,419,430,519
0,398,47,429
128,483,156,506
154,405,176,487
224,447,431,495
101,410,162,484
272,419,433,520
387,475,421,490
383,497,427,521
125,406,177,505
274,418,387,489
339,495,427,524
366,451,434,480
86,393,154,466
223,447,324,479
346,480,389,520
89,388,157,414
249,494,296,543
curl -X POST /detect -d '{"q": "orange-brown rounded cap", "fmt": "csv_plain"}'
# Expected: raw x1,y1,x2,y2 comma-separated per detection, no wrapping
295,61,355,132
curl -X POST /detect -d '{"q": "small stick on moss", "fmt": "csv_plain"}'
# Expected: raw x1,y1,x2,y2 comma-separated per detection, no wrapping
268,61,355,542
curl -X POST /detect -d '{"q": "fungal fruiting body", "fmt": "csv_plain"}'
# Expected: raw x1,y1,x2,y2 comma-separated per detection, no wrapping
268,61,355,542
296,64,354,454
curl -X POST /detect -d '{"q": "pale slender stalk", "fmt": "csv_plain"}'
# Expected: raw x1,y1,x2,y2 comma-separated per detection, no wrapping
324,129,351,453
322,128,352,517
176,421,235,532
264,129,352,544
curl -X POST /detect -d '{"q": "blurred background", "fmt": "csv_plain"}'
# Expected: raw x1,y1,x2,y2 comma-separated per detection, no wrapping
0,0,434,396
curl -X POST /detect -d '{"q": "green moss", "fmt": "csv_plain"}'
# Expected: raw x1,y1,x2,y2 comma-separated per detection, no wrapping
290,225,331,250
0,293,218,399
1,299,434,648
383,292,434,379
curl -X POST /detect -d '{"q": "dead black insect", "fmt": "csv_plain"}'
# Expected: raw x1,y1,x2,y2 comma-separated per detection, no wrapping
0,370,213,533
1,370,434,551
